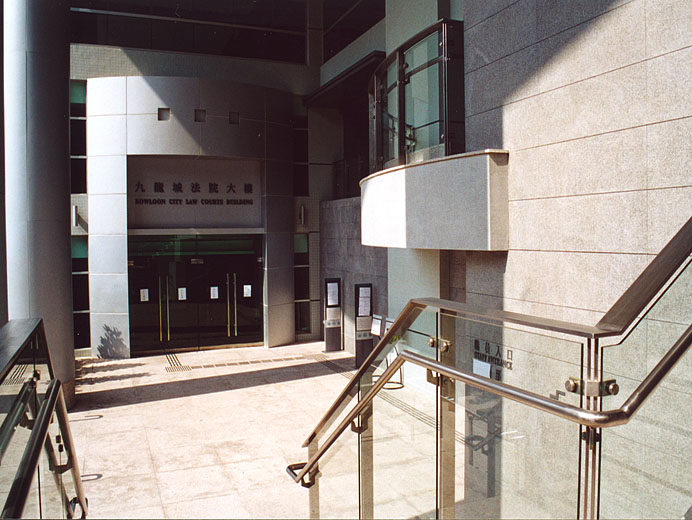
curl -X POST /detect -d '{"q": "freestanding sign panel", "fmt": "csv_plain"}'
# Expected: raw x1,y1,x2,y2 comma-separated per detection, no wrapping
355,283,374,367
324,278,342,352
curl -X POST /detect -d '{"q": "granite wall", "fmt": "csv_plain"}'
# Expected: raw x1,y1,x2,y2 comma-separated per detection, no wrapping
461,0,692,516
320,197,388,354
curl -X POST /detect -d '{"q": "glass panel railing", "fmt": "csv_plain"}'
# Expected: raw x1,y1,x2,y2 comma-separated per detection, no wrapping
600,255,692,518
35,412,72,519
364,308,439,519
0,383,37,510
439,311,583,518
1,320,87,519
311,419,360,519
449,383,581,518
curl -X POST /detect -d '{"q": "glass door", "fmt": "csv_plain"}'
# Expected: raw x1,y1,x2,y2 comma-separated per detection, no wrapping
128,235,263,354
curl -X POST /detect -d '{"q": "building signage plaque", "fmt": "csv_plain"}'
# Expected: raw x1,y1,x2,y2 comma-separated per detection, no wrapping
471,337,513,382
127,157,261,229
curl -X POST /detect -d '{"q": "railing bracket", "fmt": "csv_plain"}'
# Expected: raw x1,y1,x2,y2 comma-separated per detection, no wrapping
286,462,319,488
350,420,366,434
565,377,619,397
426,369,440,385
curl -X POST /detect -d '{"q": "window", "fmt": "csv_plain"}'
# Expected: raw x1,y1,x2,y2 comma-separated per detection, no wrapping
294,233,312,334
70,80,87,194
370,20,464,172
71,236,90,350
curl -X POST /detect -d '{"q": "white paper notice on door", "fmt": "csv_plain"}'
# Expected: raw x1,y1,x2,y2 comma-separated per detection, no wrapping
210,286,219,300
178,287,187,301
139,289,149,302
327,282,339,306
472,359,491,378
243,284,252,298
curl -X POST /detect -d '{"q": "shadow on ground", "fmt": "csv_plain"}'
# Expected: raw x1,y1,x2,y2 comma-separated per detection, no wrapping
73,360,353,412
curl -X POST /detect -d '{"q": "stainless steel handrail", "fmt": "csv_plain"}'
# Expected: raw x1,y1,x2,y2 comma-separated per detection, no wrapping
301,216,692,447
1,379,89,519
55,385,89,518
2,380,61,519
0,380,36,464
0,318,44,383
289,321,692,487
302,299,426,447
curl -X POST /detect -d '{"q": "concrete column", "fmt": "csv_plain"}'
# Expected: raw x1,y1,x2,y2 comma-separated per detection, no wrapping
4,1,74,402
0,7,7,327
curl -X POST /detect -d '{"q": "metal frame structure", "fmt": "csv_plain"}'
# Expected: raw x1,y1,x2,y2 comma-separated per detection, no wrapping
0,319,89,519
288,215,692,518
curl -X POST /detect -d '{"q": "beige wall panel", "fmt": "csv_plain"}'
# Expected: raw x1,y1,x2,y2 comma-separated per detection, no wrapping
263,267,294,307
645,0,692,57
89,194,127,235
265,89,295,125
464,45,539,117
463,0,517,29
647,186,692,253
89,312,130,359
385,0,439,52
500,250,650,313
534,0,645,94
88,235,128,275
87,155,127,195
308,108,343,163
509,126,647,200
264,232,294,270
88,274,129,313
86,77,126,116
503,62,647,150
126,76,199,116
71,44,318,95
126,114,200,155
264,161,294,198
263,302,295,347
266,124,293,162
199,79,264,120
464,0,536,73
646,46,692,123
647,117,692,190
534,0,631,40
508,191,648,253
308,164,335,202
388,248,440,318
465,107,503,151
87,115,127,156
200,117,265,158
465,251,507,298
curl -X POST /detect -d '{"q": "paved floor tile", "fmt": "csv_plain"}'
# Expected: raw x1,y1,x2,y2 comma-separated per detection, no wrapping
69,342,355,518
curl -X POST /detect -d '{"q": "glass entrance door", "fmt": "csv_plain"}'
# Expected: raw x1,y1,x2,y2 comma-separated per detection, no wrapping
128,235,263,355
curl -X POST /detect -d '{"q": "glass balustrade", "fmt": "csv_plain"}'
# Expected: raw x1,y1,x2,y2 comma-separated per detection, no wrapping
439,311,583,519
1,320,88,519
293,236,692,519
364,309,438,519
310,410,360,519
599,255,692,519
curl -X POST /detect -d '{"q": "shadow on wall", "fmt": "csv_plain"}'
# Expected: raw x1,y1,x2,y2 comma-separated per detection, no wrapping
97,325,128,359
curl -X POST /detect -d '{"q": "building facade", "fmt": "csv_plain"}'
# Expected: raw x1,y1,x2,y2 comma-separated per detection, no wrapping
3,0,691,516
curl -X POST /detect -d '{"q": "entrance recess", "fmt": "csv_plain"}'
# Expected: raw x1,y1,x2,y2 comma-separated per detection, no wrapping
128,235,263,354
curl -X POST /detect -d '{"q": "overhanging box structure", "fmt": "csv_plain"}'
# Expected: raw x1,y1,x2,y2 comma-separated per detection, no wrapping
360,150,509,250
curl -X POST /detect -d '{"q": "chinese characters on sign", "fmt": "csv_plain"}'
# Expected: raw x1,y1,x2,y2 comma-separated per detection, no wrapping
132,179,256,207
127,157,262,229
472,338,514,381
